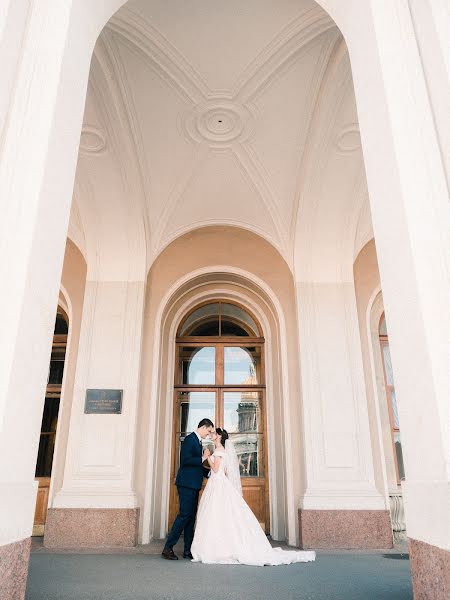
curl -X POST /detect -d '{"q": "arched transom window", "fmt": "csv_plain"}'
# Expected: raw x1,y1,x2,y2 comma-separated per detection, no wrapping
177,301,262,338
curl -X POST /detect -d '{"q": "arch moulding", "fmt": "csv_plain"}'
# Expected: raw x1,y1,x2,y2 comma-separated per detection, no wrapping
138,266,302,545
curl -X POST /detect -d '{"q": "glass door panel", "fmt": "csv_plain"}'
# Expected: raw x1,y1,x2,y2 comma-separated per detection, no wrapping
231,433,263,477
223,390,261,432
35,396,60,477
223,391,263,477
172,332,267,530
175,391,217,473
223,346,261,385
177,390,216,436
178,346,216,385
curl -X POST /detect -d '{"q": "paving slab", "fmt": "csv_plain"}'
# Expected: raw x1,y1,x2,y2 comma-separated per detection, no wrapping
26,542,413,600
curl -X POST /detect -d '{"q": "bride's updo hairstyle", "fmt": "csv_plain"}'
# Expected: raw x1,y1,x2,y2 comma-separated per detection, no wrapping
215,428,229,446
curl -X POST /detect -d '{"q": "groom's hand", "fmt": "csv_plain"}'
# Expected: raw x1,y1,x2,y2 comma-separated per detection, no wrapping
202,448,211,460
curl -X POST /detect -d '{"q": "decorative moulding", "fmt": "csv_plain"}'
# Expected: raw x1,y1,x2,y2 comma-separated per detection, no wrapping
79,126,107,155
336,124,361,154
179,99,256,148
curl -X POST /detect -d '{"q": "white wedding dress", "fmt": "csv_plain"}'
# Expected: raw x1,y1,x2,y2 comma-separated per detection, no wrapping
191,445,316,566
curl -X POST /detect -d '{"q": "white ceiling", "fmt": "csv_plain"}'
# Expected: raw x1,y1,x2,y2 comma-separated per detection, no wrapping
70,0,373,279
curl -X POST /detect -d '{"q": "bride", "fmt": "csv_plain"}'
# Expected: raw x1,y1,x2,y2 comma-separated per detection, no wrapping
191,428,316,566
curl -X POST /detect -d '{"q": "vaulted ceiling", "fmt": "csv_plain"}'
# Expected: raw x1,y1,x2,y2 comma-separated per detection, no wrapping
69,0,373,280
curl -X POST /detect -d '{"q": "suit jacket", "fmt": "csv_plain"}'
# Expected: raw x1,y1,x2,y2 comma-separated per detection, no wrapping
175,432,209,490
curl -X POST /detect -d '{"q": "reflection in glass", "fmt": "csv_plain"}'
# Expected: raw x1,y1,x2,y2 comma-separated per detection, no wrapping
180,347,215,385
224,391,262,476
230,433,262,477
40,397,59,433
224,347,260,385
179,304,219,336
382,344,394,385
47,346,66,384
223,391,260,433
394,432,405,480
390,389,400,429
221,303,259,337
54,313,68,334
379,315,387,336
178,391,215,434
175,391,216,471
35,397,60,477
48,359,65,384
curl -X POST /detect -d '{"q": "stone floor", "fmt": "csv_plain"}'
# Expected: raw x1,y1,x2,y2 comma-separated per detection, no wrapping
26,539,412,600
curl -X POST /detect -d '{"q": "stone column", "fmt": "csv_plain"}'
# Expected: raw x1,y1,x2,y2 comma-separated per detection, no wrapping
0,0,124,596
46,279,145,548
340,1,450,596
296,281,392,549
0,2,95,598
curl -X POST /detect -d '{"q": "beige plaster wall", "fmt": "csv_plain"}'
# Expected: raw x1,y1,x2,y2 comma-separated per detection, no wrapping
135,226,305,542
48,239,87,504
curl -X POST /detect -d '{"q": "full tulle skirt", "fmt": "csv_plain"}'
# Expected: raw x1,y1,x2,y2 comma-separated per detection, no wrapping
191,473,315,566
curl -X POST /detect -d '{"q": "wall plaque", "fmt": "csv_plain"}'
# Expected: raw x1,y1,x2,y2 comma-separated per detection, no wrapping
84,389,122,414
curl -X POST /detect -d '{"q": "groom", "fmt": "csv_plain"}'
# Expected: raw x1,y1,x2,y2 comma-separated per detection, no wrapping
162,418,214,560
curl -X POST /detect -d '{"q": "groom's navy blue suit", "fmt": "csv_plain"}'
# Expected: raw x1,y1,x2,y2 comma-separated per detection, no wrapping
165,432,209,553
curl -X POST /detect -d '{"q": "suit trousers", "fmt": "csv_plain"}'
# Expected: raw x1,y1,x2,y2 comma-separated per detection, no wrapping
165,486,199,552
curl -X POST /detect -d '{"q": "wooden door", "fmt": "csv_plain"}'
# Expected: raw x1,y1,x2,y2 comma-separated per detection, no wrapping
33,477,50,536
222,388,268,531
169,389,216,528
169,386,269,532
169,302,268,532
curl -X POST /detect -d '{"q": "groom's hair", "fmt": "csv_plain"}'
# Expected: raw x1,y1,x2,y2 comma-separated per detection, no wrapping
197,418,214,428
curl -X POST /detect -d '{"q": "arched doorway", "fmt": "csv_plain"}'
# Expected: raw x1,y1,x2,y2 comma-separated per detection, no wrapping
169,300,269,532
32,309,68,536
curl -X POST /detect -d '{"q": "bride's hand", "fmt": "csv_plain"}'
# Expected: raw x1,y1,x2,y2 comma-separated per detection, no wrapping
202,448,211,460
207,454,221,473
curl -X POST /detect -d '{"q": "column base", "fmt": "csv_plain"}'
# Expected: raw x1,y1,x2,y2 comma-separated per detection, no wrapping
298,509,393,549
44,508,139,548
409,538,450,600
0,538,31,600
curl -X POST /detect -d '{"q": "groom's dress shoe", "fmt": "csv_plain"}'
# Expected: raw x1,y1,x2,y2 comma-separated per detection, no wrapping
183,551,194,559
161,547,178,560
